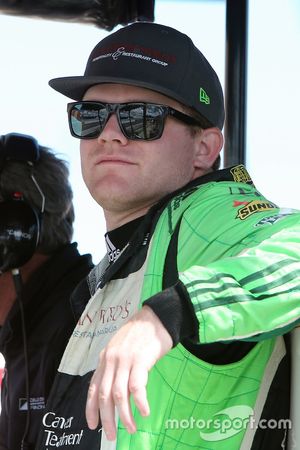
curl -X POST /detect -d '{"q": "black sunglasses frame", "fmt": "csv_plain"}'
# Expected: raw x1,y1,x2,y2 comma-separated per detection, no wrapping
67,101,207,141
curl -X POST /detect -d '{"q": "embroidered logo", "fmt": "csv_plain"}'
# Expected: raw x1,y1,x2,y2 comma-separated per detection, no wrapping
230,165,252,184
92,45,175,67
199,88,210,105
236,200,277,220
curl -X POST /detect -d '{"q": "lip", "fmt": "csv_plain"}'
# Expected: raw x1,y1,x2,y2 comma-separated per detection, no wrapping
96,157,136,165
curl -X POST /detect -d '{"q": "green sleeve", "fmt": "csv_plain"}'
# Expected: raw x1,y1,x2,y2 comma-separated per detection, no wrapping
179,223,300,344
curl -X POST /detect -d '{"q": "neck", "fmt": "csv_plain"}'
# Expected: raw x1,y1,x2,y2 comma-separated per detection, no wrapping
104,205,152,231
0,253,50,325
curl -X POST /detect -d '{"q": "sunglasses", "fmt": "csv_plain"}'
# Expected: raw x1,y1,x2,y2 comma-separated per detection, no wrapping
67,101,205,141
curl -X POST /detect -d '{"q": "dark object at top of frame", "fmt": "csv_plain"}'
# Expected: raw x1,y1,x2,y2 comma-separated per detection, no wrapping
0,0,155,31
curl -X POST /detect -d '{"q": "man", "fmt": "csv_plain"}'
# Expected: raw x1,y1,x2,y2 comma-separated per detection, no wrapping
37,22,300,450
0,133,93,450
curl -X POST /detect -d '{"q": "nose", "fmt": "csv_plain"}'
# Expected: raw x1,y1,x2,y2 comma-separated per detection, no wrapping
97,113,128,145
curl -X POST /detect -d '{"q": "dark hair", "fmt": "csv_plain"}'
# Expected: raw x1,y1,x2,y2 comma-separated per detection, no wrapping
0,146,74,254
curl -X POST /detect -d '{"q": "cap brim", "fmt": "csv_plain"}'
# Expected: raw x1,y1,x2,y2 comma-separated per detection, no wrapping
49,76,116,100
49,75,190,106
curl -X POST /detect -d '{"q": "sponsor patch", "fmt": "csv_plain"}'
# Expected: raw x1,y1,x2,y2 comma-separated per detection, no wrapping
230,165,252,184
19,397,45,411
255,209,296,227
236,200,277,220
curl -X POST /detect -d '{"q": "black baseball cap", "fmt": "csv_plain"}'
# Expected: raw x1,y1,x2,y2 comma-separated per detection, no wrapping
49,22,225,129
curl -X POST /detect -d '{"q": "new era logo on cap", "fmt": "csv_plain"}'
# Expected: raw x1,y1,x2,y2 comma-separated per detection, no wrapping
199,88,210,105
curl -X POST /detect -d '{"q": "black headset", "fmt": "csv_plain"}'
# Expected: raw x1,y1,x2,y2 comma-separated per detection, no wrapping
0,133,45,273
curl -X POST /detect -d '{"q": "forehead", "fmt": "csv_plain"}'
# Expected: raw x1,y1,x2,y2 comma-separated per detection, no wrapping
82,83,184,110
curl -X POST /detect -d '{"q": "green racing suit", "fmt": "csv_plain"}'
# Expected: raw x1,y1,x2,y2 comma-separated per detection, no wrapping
36,166,300,450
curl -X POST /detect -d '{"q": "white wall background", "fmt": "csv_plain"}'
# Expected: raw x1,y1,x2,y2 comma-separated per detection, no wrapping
246,0,300,206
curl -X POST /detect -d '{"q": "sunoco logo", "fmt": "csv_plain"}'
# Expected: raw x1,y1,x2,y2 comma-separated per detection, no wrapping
236,200,277,220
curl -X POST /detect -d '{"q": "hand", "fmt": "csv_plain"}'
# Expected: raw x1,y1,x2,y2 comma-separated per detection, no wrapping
85,305,173,440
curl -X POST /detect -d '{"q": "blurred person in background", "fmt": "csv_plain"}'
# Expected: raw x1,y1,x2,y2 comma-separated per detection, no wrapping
0,133,93,450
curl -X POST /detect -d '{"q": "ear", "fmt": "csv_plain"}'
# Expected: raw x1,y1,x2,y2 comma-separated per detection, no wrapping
193,128,224,171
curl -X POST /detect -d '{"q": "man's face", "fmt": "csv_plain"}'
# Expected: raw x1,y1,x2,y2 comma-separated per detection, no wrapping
80,84,203,227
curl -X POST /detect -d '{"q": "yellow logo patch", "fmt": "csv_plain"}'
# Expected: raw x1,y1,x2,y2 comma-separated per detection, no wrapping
230,165,252,184
236,200,277,220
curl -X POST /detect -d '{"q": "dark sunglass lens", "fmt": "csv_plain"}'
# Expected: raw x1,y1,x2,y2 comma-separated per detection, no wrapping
70,103,105,138
119,104,164,140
